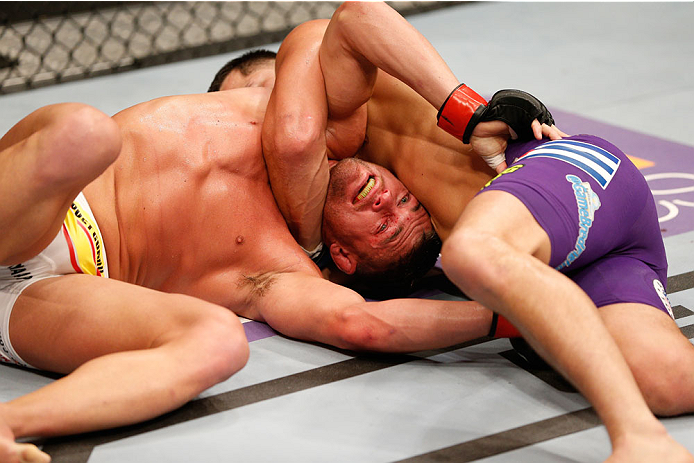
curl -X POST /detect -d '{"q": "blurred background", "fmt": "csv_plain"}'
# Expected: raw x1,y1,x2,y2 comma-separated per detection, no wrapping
0,1,454,94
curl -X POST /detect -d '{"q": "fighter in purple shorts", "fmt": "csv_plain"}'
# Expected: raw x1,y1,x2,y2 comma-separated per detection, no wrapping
481,134,673,318
229,3,694,459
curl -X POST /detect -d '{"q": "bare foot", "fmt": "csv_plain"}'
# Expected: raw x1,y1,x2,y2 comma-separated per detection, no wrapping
1,418,50,463
606,426,693,463
15,443,51,463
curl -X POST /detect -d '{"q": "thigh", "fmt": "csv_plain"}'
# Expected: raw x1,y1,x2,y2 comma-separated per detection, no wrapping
453,189,553,264
8,274,229,373
601,303,686,356
0,136,79,265
569,254,672,318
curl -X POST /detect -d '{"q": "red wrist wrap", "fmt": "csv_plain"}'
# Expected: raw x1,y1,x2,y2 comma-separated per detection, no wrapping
489,313,522,338
436,84,488,142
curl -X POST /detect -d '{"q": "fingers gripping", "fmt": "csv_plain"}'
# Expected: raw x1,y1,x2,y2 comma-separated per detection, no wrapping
481,89,555,141
437,86,555,172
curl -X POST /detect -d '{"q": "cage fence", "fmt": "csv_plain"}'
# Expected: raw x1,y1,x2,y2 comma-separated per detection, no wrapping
0,1,462,94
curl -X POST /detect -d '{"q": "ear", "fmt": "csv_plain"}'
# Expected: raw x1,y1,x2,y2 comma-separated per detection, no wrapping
329,242,357,275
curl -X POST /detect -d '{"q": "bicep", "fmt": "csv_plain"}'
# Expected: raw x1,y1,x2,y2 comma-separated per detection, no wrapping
254,272,365,347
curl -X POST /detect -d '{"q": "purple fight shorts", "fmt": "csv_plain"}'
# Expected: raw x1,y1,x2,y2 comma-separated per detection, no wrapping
479,135,673,318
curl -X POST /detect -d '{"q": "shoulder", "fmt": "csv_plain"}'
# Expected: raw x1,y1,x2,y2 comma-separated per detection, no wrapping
284,19,329,45
112,89,271,131
114,89,271,119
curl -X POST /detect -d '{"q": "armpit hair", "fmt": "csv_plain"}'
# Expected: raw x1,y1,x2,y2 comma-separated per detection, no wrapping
237,272,278,298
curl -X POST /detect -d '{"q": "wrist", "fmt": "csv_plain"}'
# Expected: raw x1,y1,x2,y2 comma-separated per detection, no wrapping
437,84,487,144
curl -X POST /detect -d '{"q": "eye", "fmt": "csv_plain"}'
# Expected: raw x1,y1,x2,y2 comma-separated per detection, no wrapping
377,222,387,233
400,194,409,205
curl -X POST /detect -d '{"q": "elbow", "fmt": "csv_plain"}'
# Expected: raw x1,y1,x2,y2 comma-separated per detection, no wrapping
330,306,395,352
332,2,375,26
266,113,325,164
331,2,389,37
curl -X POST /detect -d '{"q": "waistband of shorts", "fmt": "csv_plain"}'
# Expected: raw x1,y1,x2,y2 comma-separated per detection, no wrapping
63,192,109,278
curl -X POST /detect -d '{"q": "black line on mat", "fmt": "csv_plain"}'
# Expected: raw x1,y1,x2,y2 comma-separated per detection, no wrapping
41,339,488,463
668,270,694,294
673,304,694,319
396,407,600,462
499,347,576,393
502,305,694,394
42,353,409,462
36,268,694,462
679,324,694,339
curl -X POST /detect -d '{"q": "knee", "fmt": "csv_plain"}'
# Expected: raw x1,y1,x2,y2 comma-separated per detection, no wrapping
440,227,499,292
632,350,693,417
194,308,250,384
39,104,122,184
159,298,250,387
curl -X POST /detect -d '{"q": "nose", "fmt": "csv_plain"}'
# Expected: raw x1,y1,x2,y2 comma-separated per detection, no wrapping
372,189,393,211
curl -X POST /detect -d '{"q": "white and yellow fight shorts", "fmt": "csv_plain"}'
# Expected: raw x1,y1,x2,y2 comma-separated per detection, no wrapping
0,192,108,368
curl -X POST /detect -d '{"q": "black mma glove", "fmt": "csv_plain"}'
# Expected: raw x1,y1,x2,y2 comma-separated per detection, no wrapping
437,86,555,144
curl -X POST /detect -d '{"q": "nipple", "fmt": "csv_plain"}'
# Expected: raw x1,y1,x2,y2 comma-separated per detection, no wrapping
236,235,244,244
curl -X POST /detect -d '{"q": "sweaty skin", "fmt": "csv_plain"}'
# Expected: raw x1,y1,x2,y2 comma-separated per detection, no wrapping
0,89,496,450
358,71,494,241
84,89,319,320
262,4,694,462
259,18,496,249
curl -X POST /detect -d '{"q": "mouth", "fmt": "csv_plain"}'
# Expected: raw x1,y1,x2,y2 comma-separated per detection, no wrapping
354,176,375,203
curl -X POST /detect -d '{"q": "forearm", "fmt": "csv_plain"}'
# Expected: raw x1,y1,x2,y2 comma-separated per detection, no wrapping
262,112,329,250
262,20,331,249
256,272,494,353
321,2,459,115
335,298,492,353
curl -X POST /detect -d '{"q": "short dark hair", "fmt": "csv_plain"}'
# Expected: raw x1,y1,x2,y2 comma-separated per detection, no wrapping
347,230,443,300
207,49,277,92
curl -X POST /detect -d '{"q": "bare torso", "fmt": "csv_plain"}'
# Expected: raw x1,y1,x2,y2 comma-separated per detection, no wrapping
83,89,319,318
359,72,495,241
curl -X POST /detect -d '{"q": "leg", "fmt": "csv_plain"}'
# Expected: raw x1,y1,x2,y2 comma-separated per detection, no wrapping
602,303,694,416
0,274,249,437
566,254,694,417
0,103,121,265
440,190,691,462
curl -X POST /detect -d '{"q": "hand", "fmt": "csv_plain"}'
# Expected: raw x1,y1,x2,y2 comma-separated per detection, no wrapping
471,119,569,173
532,120,567,141
469,120,511,173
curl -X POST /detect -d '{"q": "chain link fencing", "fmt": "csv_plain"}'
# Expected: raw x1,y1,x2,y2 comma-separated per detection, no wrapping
0,1,462,94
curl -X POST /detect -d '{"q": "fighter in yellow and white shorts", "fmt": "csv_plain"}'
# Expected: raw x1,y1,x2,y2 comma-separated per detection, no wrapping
0,192,108,368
